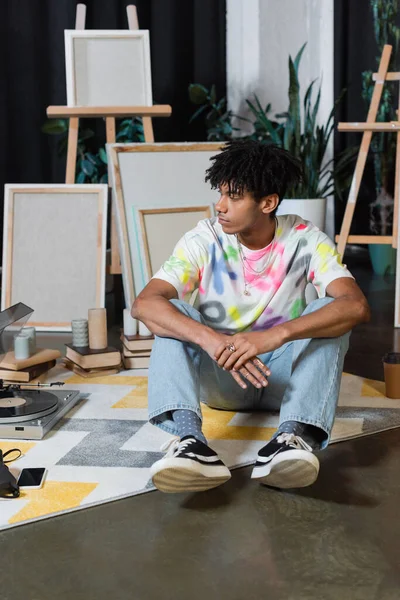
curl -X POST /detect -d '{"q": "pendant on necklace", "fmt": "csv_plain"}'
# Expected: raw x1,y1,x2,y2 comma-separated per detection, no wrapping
244,288,251,296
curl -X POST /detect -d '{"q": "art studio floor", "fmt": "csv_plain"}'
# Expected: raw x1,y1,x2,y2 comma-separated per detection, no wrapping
1,249,400,600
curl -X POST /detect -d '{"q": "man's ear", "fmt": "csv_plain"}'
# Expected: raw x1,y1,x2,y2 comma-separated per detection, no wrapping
260,194,279,215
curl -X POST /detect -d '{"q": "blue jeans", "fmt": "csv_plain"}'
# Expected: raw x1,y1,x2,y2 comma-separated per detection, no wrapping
148,298,350,449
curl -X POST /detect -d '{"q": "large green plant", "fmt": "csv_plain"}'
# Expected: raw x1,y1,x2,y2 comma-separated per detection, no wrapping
42,117,145,183
189,44,355,200
362,0,400,235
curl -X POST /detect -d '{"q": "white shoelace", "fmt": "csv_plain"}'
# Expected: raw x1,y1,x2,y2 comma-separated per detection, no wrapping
275,432,313,452
160,437,196,458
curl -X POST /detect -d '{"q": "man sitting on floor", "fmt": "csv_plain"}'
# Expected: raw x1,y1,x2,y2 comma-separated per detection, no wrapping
132,140,370,493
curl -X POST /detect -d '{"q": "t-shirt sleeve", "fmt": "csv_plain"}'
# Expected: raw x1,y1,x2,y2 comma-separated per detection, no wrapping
151,233,200,301
307,231,354,297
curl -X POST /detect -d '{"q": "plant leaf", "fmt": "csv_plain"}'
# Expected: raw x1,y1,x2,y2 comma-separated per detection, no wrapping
99,148,108,164
41,119,68,135
76,171,86,184
293,42,307,75
188,83,209,105
210,84,217,105
81,159,95,176
288,55,301,156
189,104,208,124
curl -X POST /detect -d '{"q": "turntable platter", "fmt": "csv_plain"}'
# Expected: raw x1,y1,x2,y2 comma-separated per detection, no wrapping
0,390,59,423
0,397,26,408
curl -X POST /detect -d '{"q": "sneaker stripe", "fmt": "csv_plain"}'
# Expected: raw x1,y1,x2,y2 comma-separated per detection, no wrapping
254,449,281,464
186,452,221,463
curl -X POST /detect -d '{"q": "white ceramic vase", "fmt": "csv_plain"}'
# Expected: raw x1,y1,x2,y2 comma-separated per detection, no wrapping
276,198,327,232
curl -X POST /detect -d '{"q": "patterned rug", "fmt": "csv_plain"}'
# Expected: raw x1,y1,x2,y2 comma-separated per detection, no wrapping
1,364,400,530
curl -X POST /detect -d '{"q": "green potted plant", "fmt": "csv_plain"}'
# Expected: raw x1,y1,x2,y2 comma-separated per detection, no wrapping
362,0,400,275
189,43,355,231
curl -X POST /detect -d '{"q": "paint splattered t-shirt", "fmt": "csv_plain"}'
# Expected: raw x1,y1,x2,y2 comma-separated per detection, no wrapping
152,214,354,334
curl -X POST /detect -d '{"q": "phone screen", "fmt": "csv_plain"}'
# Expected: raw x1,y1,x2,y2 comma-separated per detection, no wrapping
18,468,46,487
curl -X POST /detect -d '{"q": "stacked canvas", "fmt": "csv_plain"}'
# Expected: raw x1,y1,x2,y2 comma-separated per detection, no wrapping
0,349,60,383
121,334,153,369
64,345,122,378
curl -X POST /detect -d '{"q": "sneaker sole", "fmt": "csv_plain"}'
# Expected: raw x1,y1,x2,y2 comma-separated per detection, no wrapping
151,459,231,493
251,450,319,489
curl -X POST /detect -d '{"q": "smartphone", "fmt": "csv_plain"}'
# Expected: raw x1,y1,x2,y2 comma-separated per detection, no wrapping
17,468,47,489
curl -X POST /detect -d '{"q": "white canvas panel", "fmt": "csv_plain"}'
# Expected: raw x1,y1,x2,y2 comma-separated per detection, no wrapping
1,185,108,331
65,30,152,107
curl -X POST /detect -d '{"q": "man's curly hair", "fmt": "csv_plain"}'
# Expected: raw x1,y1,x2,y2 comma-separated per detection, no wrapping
205,139,302,216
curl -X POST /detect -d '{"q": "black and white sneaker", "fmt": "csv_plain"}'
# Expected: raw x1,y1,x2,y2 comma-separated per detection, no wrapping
251,433,320,489
150,436,231,493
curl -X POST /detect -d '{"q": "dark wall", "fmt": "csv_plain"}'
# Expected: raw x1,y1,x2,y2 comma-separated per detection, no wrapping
334,0,400,234
0,0,226,193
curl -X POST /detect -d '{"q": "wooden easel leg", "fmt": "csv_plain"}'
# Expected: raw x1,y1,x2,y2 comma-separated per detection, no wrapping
106,116,116,181
65,5,86,184
105,117,122,276
75,4,86,29
110,209,121,275
143,117,154,142
337,45,392,257
393,88,400,250
126,5,139,30
66,117,79,184
126,6,155,146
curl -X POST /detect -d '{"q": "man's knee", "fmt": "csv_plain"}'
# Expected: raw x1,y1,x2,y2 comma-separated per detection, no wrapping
302,296,351,346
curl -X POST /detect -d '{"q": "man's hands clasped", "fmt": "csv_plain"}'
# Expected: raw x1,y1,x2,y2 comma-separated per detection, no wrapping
201,328,286,390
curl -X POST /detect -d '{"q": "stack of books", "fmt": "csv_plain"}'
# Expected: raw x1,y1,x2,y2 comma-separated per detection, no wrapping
64,344,122,378
0,348,61,382
121,334,153,369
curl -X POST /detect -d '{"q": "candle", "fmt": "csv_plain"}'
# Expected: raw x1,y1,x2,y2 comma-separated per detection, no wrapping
123,309,137,337
88,308,108,350
71,319,89,347
138,321,151,337
23,327,36,353
14,333,31,360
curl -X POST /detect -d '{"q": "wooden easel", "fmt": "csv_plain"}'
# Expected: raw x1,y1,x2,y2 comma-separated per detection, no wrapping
336,44,399,258
46,4,172,275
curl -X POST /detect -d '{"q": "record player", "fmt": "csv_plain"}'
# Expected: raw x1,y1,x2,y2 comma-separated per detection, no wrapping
0,303,81,440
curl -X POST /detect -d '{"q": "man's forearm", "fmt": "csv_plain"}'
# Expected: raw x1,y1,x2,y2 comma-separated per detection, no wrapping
277,297,370,344
132,296,212,346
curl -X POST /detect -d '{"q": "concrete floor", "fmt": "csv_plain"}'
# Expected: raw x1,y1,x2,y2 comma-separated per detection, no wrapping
1,254,400,600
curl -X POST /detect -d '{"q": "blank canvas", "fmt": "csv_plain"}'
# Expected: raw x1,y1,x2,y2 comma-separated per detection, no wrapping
1,185,108,331
108,143,223,307
139,207,211,277
65,30,152,107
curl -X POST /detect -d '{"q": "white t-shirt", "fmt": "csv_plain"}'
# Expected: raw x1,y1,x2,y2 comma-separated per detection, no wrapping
152,214,354,334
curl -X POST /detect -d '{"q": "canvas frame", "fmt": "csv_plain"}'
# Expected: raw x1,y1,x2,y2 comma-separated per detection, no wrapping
1,185,108,331
396,204,400,328
108,143,223,307
138,206,212,279
64,29,153,107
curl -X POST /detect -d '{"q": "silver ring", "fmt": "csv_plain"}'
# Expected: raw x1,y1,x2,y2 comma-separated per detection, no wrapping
227,343,236,353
